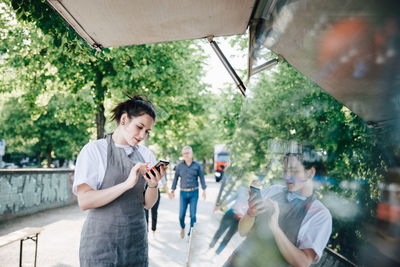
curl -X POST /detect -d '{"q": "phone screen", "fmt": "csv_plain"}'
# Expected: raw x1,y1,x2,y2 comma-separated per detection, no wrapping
250,185,262,200
146,160,169,178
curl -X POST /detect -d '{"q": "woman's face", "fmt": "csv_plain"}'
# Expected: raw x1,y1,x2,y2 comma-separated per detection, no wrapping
283,156,314,192
120,113,155,146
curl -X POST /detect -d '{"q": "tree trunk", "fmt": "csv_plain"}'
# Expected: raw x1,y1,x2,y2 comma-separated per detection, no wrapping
96,102,105,139
46,145,52,168
94,67,105,139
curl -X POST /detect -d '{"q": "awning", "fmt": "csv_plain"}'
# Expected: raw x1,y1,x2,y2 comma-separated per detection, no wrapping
47,0,257,49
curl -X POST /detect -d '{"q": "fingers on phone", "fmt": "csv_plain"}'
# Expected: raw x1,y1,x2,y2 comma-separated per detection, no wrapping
144,168,154,179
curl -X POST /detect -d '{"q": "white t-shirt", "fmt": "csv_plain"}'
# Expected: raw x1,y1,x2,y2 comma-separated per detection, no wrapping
224,186,249,216
261,184,332,263
73,138,166,195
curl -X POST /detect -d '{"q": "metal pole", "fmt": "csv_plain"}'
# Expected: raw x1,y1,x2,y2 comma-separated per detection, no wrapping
250,57,280,76
34,234,39,267
207,36,246,96
19,239,23,267
186,224,195,267
215,173,227,205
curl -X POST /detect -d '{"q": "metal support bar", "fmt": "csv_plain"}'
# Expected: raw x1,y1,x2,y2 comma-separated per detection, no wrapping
251,57,281,76
207,36,246,96
34,234,39,267
215,173,227,204
186,224,195,267
19,239,23,267
19,234,40,267
47,0,102,51
325,246,357,267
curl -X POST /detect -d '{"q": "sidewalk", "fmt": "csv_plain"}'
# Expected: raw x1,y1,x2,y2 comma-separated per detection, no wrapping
0,175,244,267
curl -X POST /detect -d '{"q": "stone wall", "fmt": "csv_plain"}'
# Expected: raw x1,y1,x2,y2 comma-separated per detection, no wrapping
0,169,76,222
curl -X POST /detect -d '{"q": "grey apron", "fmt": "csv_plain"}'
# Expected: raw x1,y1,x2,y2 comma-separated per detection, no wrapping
79,134,148,267
225,190,315,267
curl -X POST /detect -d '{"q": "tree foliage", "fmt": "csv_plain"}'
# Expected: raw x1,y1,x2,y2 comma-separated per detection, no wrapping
219,59,388,261
2,0,223,166
0,1,95,166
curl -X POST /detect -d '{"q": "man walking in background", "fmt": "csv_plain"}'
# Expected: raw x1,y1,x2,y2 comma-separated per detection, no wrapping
171,146,207,238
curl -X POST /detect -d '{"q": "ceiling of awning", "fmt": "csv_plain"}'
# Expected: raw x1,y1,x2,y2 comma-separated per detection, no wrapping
249,0,400,131
47,0,257,49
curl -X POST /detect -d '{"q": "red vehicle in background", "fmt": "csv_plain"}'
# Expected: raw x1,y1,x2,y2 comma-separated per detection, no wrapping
214,145,229,182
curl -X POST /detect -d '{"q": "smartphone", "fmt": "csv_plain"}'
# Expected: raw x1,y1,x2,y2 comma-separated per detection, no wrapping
250,185,262,201
145,160,169,178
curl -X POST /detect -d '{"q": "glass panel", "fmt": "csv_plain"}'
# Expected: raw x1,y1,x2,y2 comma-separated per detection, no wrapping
212,0,400,266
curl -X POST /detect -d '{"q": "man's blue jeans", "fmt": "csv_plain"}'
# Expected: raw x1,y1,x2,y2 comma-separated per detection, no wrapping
179,189,199,230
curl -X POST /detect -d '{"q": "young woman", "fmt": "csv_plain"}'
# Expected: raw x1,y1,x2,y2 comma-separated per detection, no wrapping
73,96,166,267
225,145,332,267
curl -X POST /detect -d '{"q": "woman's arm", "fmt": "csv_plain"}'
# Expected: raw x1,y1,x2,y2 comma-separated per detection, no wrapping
238,212,256,236
271,226,316,267
77,162,146,210
268,200,316,267
77,182,130,210
238,194,268,236
144,186,159,209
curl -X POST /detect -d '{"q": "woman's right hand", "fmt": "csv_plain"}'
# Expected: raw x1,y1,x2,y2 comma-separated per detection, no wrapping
247,193,268,217
124,163,147,189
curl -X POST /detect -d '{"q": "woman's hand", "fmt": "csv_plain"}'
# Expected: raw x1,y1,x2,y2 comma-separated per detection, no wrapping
125,163,148,189
266,198,280,231
143,165,167,188
247,193,268,217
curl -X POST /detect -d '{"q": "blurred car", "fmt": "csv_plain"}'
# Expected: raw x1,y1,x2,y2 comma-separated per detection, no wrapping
1,162,19,169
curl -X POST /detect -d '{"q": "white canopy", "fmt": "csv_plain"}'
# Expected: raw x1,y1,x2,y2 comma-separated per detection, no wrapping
47,0,257,49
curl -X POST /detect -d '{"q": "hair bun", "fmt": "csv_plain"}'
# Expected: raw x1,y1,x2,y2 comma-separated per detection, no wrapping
131,95,144,101
111,93,156,122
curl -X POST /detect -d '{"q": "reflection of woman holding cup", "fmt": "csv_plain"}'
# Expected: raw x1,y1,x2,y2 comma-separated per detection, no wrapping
225,146,332,267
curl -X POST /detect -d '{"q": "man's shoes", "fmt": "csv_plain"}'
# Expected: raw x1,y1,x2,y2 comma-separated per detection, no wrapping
180,228,185,239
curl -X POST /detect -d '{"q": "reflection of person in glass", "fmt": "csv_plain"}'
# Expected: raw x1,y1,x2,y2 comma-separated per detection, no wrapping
224,145,332,267
210,180,259,254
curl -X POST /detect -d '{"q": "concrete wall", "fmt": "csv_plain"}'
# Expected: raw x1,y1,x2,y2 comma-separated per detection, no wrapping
0,168,76,223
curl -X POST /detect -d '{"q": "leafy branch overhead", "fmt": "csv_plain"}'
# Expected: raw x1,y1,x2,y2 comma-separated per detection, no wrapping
1,0,218,165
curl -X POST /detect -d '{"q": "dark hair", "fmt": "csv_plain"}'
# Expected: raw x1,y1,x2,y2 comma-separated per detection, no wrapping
110,95,156,123
283,145,326,177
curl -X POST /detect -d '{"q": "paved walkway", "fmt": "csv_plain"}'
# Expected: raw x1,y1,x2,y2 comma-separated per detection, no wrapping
0,175,244,267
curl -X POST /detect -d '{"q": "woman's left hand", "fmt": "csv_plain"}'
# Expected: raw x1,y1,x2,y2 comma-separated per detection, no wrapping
143,165,167,188
266,198,280,231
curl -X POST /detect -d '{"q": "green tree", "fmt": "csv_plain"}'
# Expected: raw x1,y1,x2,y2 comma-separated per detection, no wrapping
5,0,222,165
0,1,94,166
9,0,213,146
